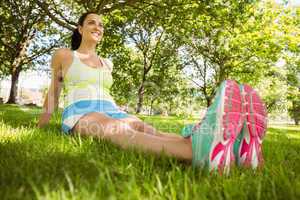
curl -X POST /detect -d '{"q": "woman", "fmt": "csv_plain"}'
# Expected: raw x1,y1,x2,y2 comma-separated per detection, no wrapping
38,12,267,173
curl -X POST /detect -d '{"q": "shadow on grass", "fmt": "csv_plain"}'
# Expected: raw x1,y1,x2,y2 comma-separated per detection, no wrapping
0,135,100,199
0,104,61,131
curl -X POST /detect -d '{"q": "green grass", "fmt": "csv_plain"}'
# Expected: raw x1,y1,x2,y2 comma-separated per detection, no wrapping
0,104,300,200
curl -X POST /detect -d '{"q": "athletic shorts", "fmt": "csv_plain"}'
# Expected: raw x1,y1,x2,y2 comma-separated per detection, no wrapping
61,99,129,134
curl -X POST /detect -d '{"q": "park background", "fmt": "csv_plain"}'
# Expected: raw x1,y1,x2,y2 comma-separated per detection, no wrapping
0,0,300,199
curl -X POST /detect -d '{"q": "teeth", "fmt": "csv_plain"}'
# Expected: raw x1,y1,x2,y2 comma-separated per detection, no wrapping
92,32,100,37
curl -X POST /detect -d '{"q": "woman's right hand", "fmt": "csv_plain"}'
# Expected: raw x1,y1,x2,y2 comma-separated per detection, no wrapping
37,112,52,128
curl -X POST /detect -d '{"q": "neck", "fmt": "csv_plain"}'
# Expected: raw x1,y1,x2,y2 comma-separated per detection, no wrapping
76,41,97,55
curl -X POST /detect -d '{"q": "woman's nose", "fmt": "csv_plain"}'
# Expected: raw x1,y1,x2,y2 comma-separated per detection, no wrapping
94,27,102,33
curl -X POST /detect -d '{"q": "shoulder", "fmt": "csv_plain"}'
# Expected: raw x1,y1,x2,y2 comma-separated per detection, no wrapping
102,58,113,72
53,48,72,60
51,48,73,70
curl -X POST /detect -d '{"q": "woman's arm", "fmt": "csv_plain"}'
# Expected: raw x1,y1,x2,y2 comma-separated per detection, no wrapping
37,49,65,128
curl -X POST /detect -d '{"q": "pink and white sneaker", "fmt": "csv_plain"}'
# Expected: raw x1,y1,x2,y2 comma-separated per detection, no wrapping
182,80,244,174
234,84,268,169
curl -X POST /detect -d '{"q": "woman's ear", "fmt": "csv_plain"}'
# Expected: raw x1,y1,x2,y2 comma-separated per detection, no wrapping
78,26,82,35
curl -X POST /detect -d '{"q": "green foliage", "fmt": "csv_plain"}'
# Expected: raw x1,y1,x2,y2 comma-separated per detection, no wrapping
281,5,300,125
1,0,299,118
110,47,142,106
177,1,288,107
286,60,300,125
105,2,190,114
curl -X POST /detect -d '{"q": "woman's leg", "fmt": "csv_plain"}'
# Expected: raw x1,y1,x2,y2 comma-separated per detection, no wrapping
73,112,192,161
119,115,157,134
119,115,183,139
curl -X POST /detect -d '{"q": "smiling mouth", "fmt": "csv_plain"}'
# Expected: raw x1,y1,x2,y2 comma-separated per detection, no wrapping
91,32,100,37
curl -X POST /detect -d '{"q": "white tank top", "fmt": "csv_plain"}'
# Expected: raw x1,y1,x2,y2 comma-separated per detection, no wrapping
62,51,114,108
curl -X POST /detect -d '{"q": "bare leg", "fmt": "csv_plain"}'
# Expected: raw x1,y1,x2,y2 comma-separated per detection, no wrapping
119,115,158,134
119,115,183,139
73,112,192,161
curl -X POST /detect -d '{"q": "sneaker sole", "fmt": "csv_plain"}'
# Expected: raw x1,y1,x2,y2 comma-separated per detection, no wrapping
239,84,267,169
209,80,244,174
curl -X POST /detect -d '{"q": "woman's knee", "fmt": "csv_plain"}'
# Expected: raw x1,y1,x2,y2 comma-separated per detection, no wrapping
73,117,106,137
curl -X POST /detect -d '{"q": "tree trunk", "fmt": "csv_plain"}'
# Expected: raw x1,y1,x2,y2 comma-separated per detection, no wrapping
292,100,300,125
203,88,213,107
205,96,212,107
6,33,32,104
6,68,21,104
136,82,145,113
168,102,172,115
150,98,155,115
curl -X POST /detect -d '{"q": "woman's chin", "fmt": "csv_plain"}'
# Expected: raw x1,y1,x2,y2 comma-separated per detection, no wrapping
88,37,101,43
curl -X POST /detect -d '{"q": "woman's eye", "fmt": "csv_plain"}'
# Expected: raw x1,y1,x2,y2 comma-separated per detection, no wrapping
88,21,103,28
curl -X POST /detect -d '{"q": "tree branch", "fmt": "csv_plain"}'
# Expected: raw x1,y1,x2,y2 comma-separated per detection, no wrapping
50,0,78,26
22,44,58,65
101,0,140,14
35,0,76,30
147,30,164,74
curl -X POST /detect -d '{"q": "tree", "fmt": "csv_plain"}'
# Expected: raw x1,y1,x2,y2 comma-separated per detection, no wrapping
285,39,300,125
121,1,188,113
110,37,186,115
277,3,300,125
110,47,141,108
178,0,285,107
0,0,60,104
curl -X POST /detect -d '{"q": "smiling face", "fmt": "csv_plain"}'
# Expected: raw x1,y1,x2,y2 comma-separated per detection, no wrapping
78,13,104,43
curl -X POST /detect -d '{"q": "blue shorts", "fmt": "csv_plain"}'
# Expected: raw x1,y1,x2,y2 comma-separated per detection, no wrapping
61,100,129,134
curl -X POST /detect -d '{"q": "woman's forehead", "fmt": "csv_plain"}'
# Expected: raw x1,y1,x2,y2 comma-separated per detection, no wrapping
85,14,102,22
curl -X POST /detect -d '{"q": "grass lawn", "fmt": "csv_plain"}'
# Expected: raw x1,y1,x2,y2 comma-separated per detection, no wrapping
0,104,300,200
